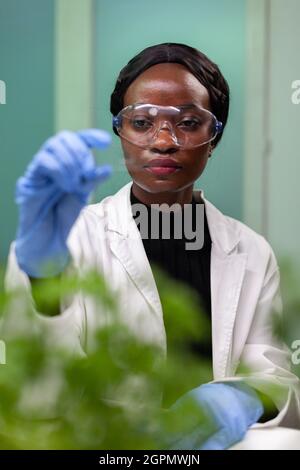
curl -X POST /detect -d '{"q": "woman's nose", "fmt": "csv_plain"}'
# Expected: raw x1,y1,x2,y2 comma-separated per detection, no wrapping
150,122,179,151
150,134,179,154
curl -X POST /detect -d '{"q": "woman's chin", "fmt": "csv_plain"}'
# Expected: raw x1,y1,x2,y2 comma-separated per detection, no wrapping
135,178,185,194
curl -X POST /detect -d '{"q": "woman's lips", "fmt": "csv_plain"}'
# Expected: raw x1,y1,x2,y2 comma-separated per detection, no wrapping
145,166,181,175
144,158,182,176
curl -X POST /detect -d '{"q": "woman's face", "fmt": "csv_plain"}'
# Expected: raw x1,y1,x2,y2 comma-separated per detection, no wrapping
121,63,212,204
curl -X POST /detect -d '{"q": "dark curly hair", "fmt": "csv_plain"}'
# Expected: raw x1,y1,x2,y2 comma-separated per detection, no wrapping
110,42,230,147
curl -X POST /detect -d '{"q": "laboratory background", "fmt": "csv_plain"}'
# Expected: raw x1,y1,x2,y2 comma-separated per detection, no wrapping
0,0,300,452
0,0,299,271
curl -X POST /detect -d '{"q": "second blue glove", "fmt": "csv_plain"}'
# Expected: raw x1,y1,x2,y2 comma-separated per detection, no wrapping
165,381,264,450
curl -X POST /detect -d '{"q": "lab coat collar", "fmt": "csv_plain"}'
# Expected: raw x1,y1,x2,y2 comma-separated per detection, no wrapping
106,181,241,255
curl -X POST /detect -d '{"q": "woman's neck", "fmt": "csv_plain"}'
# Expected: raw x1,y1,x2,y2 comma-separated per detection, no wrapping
131,182,194,207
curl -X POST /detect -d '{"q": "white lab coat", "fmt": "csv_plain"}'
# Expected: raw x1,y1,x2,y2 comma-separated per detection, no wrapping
5,181,300,428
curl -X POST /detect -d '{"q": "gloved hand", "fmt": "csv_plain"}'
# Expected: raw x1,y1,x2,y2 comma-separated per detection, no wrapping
165,381,264,450
15,129,112,278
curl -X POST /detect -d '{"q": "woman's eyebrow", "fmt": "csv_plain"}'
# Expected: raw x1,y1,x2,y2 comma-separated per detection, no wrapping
177,103,206,110
178,103,197,107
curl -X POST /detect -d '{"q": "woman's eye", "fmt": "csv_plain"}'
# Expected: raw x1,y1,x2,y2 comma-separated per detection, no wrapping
131,118,153,130
178,119,201,130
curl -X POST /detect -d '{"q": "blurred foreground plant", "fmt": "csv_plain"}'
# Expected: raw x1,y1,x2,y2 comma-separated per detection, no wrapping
0,265,214,449
274,259,300,379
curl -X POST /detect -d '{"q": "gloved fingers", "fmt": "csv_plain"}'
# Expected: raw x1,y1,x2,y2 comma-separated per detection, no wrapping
16,185,64,240
42,130,112,193
77,165,113,194
22,129,112,194
28,148,80,193
16,176,61,213
58,130,95,174
191,384,249,430
190,383,262,442
15,175,42,204
21,149,73,192
77,128,112,150
43,134,83,191
58,129,112,176
222,382,264,425
59,131,113,193
57,131,113,193
163,392,219,451
42,129,111,159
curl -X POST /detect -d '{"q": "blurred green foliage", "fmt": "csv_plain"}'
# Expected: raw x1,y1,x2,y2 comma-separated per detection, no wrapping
1,259,298,449
274,260,300,378
0,265,214,449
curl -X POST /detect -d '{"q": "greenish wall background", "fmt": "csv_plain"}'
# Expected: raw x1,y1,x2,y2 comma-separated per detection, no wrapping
0,0,54,263
243,0,300,267
55,0,94,131
94,0,246,220
0,0,247,264
1,0,299,268
268,0,300,266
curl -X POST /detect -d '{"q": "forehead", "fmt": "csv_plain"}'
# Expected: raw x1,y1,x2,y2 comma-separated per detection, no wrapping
123,63,210,109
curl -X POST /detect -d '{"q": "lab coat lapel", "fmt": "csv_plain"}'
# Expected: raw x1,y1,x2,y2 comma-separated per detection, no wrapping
110,233,164,322
210,247,247,379
107,183,164,323
204,198,248,380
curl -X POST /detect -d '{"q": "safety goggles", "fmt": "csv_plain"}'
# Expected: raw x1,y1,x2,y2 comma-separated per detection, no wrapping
112,103,223,149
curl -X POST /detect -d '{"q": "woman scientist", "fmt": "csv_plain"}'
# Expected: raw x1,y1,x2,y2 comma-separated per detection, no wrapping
6,43,300,449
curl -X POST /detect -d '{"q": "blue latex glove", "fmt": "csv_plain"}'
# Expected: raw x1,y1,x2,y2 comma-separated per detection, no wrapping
166,382,264,450
15,129,112,278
